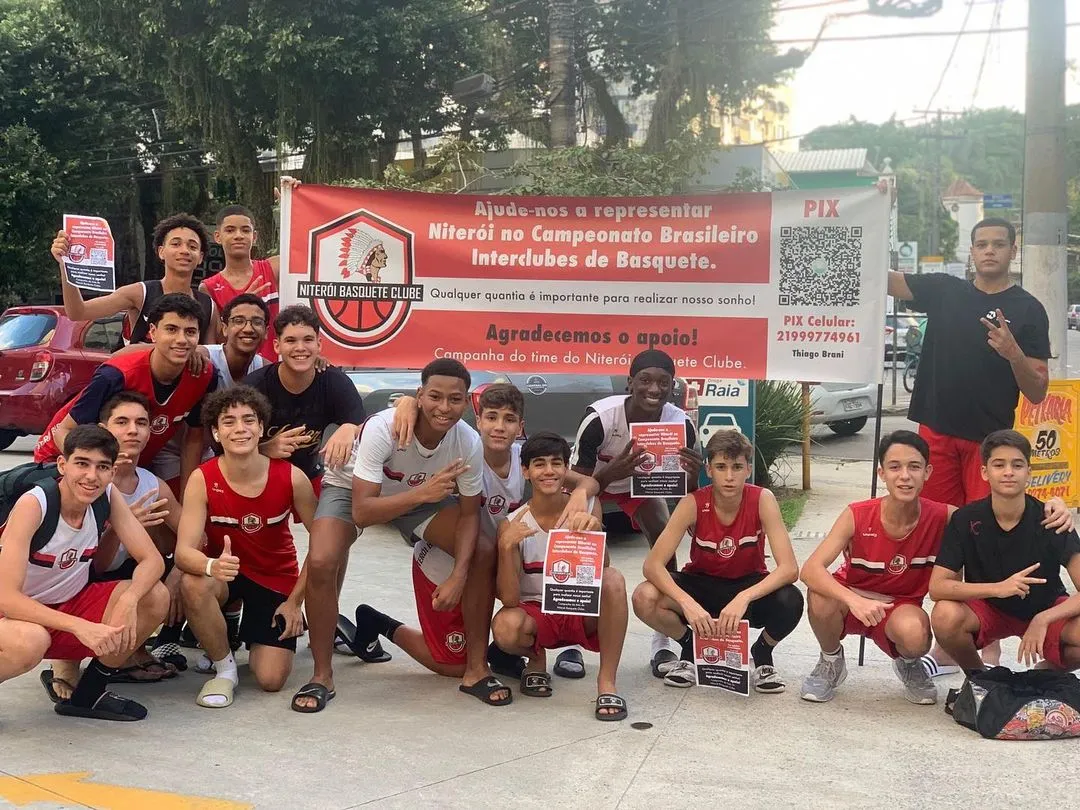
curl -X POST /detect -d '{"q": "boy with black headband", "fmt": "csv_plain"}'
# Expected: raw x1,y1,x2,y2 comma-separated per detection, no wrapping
570,349,699,677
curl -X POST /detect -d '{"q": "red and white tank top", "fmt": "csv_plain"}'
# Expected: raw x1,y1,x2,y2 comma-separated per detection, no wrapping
683,485,767,579
23,485,112,605
834,497,950,601
203,259,279,361
201,457,298,596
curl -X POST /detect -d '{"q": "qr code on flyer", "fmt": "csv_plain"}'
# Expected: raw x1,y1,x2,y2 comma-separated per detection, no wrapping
724,650,742,668
575,565,595,585
777,226,862,307
660,454,681,472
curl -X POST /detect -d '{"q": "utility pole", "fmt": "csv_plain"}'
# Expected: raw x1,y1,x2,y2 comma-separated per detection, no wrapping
1022,0,1068,379
548,0,576,147
929,110,941,258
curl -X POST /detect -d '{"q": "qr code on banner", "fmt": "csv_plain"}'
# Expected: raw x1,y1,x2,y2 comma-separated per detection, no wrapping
777,226,863,307
575,565,595,585
661,454,682,472
724,650,742,668
89,248,108,264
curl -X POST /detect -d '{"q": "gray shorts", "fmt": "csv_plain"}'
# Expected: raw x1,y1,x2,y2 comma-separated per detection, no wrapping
390,497,457,546
315,483,355,527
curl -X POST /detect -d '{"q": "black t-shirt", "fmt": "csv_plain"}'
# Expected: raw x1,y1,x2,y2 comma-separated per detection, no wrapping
906,274,1050,441
937,495,1080,620
242,364,366,479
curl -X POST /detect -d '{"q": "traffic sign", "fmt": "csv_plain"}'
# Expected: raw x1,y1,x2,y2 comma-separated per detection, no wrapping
983,194,1013,210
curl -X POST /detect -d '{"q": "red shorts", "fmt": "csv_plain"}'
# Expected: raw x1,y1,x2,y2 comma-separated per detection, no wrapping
411,557,466,666
968,596,1070,669
917,425,990,508
44,581,120,660
840,598,924,659
519,601,600,657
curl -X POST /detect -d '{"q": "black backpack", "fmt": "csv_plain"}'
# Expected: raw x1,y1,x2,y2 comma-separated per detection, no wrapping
947,666,1080,740
0,462,110,554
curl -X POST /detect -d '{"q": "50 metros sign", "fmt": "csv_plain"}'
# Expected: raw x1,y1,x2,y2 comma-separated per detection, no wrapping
279,185,889,383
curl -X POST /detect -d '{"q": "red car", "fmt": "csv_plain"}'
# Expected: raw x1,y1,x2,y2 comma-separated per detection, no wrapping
0,305,123,450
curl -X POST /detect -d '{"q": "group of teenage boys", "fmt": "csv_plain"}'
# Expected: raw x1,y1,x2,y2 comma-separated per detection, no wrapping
0,202,1078,725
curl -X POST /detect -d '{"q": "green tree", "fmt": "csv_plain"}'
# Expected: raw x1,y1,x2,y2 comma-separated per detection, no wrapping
0,0,151,299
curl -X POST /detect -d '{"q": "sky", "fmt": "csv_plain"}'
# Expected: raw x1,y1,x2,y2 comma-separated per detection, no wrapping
771,0,1080,137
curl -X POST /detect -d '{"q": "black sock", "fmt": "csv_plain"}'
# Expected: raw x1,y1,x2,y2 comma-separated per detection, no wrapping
69,659,114,707
751,634,775,668
678,626,694,662
356,604,403,645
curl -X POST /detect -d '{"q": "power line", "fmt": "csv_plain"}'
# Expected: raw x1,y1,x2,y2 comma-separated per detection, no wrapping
970,0,1004,108
924,0,976,111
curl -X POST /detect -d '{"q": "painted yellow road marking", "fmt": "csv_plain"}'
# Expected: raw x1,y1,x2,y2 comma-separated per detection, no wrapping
0,772,252,809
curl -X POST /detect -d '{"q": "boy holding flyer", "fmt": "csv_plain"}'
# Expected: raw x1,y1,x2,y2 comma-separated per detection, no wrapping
492,432,629,721
631,430,802,692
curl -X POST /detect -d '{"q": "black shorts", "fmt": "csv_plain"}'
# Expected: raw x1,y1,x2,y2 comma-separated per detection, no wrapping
91,555,174,583
671,571,768,623
226,575,298,652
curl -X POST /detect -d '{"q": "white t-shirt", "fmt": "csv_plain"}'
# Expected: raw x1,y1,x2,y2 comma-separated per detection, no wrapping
150,346,267,480
21,485,113,605
105,467,160,572
480,443,526,540
351,409,484,498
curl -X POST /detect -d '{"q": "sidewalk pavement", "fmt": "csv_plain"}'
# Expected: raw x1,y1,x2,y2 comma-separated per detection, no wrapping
2,453,1080,808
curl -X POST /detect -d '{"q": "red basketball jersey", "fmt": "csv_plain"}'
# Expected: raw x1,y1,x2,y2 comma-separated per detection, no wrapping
203,259,279,361
201,457,298,596
35,351,214,463
682,485,767,579
834,497,950,601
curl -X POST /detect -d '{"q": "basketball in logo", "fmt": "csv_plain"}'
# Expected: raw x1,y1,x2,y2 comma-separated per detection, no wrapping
407,472,427,488
487,494,507,515
446,631,466,653
551,559,571,583
307,212,415,350
242,514,263,534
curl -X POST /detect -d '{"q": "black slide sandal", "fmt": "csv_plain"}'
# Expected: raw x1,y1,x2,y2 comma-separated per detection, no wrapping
520,671,553,697
291,683,336,713
40,669,76,704
54,691,147,722
554,649,586,679
595,693,628,722
339,613,392,663
459,677,513,706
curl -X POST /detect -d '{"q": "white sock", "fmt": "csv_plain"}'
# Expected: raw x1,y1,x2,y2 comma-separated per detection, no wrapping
214,653,238,684
651,630,676,656
198,654,238,708
822,647,843,661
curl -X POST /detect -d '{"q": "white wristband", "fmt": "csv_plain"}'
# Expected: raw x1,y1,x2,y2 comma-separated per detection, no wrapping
205,557,215,577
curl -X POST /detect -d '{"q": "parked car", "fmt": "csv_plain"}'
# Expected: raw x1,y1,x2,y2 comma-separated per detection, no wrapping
345,369,698,446
884,314,923,363
0,306,124,450
1068,305,1080,330
809,382,878,436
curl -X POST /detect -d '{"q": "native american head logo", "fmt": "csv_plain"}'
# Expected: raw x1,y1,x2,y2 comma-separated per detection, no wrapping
304,211,418,351
339,228,389,283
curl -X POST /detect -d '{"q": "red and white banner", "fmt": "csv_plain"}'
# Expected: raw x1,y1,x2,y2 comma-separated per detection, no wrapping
280,186,888,382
